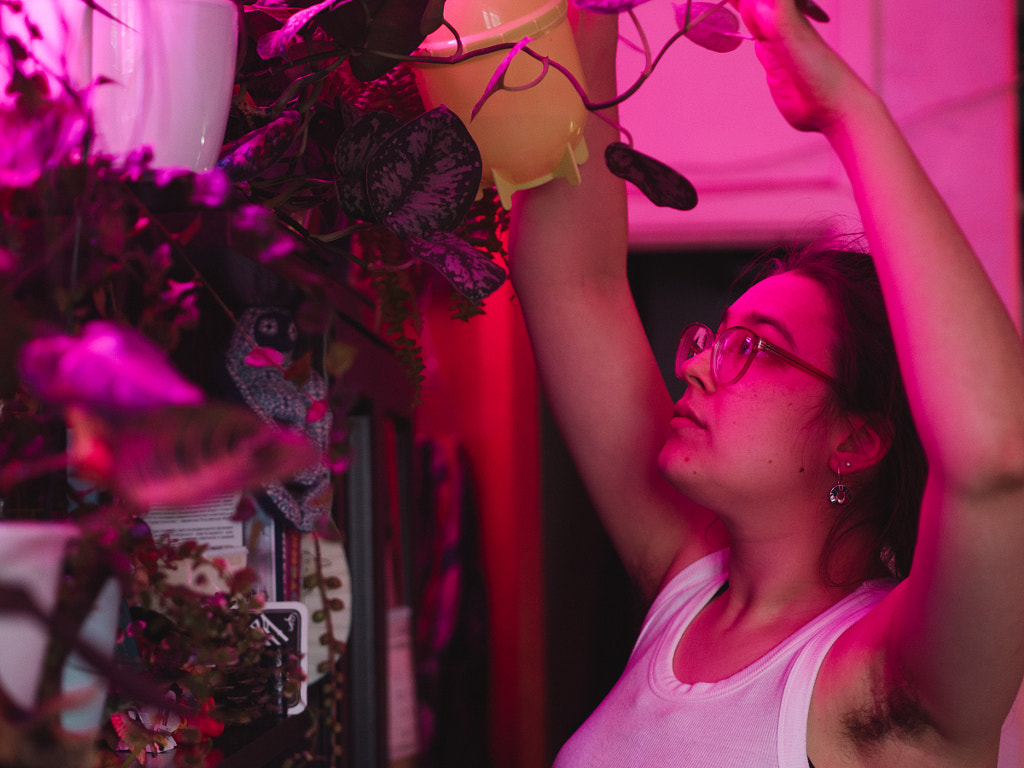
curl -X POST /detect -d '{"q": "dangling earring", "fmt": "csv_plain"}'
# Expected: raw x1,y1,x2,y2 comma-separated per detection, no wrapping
829,461,852,506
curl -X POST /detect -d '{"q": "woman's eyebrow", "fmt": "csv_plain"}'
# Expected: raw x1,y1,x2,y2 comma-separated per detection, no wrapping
721,309,798,349
747,312,797,348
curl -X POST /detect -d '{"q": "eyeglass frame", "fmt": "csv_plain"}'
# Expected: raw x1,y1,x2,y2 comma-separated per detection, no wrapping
675,322,840,388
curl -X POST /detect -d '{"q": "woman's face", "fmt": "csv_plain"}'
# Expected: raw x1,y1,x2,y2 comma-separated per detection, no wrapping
658,272,842,515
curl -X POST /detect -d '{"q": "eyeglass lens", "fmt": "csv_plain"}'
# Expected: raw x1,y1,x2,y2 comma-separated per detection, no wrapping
714,328,757,385
675,325,757,385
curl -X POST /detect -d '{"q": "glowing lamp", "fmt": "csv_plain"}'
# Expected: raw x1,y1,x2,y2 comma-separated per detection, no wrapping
413,0,589,208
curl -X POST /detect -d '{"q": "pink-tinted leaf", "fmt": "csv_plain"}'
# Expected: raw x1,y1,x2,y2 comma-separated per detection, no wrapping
97,404,321,508
245,346,285,367
572,0,650,15
797,0,829,23
0,92,89,187
306,400,329,423
676,2,742,53
605,142,697,210
18,321,205,414
471,38,533,121
218,111,302,183
255,0,338,59
366,106,482,238
406,231,506,302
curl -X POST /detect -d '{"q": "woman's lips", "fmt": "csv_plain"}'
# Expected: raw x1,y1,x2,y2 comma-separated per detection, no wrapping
672,404,706,429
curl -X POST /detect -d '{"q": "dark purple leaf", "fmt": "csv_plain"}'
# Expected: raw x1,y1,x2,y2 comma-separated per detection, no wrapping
797,0,829,23
605,142,697,211
675,2,742,53
334,111,402,222
96,404,321,508
316,0,378,50
218,111,302,182
346,0,445,81
406,232,506,302
571,0,650,15
365,106,482,238
334,111,402,177
17,321,205,414
6,36,29,61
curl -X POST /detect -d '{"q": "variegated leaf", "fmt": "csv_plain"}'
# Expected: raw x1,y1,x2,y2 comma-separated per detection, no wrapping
334,111,402,222
406,231,506,302
605,142,697,211
365,106,482,239
100,404,321,508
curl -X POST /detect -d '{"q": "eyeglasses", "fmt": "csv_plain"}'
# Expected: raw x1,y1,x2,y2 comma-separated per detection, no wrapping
675,322,839,388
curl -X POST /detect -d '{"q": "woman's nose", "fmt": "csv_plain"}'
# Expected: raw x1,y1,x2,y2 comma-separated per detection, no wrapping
678,347,715,392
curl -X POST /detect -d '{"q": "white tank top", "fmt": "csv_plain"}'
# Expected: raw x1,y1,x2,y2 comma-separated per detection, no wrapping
552,549,896,768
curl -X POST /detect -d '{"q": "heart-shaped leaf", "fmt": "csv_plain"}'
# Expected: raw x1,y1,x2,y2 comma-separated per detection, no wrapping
335,111,403,222
676,2,743,53
406,231,507,302
218,111,302,183
605,142,697,210
334,111,402,177
365,106,482,239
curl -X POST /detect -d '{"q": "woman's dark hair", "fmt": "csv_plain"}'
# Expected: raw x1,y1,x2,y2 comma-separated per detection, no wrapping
740,240,928,581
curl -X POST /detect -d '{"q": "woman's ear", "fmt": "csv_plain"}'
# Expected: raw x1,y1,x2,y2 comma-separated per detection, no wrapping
833,414,891,473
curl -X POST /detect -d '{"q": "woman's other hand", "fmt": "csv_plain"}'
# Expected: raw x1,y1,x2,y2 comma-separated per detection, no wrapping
733,0,868,135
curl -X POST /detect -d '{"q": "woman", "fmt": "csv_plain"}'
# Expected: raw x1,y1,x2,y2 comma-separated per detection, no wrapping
508,0,1024,765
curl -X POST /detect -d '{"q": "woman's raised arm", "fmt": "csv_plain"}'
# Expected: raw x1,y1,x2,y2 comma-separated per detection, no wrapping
736,0,1024,747
508,11,723,600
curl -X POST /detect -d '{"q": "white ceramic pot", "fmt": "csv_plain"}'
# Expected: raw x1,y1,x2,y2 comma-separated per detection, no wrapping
0,521,79,712
90,0,239,171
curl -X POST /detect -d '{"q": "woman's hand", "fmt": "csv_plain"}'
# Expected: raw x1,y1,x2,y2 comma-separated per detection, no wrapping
733,0,870,135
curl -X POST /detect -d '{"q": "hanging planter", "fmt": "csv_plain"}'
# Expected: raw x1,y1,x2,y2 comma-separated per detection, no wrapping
412,0,589,208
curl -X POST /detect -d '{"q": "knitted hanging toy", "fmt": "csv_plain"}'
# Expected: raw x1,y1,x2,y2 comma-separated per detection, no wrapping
226,307,331,531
